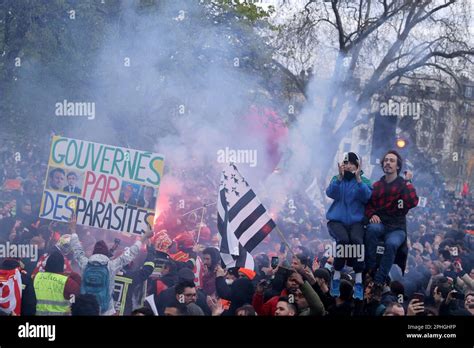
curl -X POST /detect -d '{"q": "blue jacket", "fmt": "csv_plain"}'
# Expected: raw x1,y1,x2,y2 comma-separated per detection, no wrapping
326,174,372,225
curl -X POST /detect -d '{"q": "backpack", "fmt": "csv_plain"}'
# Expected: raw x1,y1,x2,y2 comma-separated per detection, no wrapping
81,261,110,314
0,268,23,315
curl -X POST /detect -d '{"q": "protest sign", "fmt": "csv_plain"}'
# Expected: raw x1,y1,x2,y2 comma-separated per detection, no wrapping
40,136,164,234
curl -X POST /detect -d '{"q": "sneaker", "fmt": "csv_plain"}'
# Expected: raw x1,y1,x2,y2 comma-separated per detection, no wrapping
330,278,340,297
353,282,363,300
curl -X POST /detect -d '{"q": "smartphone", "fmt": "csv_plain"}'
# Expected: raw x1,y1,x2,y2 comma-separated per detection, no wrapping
412,292,425,316
271,256,279,269
412,292,425,303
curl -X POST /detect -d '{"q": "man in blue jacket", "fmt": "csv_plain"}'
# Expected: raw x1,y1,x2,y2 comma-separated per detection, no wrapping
326,152,372,300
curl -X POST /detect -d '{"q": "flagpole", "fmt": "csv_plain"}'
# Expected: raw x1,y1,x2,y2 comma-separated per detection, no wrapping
195,206,206,246
180,202,217,246
181,202,217,217
274,225,294,257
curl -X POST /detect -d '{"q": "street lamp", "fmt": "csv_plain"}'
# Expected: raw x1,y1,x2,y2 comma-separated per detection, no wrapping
396,138,407,149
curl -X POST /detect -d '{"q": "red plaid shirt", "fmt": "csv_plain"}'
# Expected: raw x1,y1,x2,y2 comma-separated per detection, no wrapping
365,176,419,231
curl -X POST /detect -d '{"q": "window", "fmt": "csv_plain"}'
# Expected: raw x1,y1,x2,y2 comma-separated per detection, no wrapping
464,103,471,114
359,128,368,140
465,86,473,98
343,143,351,152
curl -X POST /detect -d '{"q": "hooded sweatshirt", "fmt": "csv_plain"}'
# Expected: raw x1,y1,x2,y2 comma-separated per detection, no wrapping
326,174,372,225
70,233,142,315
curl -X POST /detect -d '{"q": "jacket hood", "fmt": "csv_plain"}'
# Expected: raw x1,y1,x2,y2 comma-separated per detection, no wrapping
88,253,110,265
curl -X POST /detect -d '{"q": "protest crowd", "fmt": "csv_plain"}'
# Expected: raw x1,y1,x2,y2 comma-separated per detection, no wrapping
0,137,473,317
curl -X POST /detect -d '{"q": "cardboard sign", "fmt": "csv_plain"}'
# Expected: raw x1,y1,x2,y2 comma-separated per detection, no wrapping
40,136,165,234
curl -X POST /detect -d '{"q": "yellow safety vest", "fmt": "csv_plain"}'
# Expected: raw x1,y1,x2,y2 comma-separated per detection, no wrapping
33,272,70,315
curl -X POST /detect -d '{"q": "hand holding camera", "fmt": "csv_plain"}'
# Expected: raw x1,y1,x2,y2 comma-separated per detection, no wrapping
337,162,344,181
215,265,226,278
407,298,425,316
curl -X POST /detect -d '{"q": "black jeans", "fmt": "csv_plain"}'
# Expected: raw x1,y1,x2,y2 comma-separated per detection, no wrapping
327,221,365,273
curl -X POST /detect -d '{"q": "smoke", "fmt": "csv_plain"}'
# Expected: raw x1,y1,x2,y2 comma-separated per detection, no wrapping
6,1,295,206
6,1,360,221
95,1,284,190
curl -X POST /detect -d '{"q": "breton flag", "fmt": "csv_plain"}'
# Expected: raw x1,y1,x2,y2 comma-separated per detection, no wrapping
217,163,275,270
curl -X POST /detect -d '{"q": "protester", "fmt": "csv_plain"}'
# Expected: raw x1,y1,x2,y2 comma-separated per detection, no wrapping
131,307,155,316
274,297,297,316
0,138,473,318
115,247,156,315
252,269,300,316
201,247,220,296
151,269,211,315
382,302,405,316
32,233,75,277
70,218,154,315
163,302,188,316
71,294,100,316
0,258,37,315
33,251,81,315
291,271,325,315
326,152,372,300
235,304,257,316
365,150,419,287
215,265,255,315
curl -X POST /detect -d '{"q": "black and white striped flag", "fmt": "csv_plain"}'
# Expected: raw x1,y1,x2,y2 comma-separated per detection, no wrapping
217,163,275,270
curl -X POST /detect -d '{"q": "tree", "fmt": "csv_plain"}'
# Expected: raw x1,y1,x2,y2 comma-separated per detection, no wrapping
269,0,474,185
0,0,119,136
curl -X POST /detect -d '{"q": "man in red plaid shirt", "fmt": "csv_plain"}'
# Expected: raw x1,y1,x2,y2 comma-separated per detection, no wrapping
365,150,419,285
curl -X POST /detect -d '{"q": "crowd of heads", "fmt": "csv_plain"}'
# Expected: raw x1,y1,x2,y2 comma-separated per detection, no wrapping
0,136,473,316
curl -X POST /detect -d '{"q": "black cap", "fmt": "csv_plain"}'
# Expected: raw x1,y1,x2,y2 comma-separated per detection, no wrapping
343,152,360,168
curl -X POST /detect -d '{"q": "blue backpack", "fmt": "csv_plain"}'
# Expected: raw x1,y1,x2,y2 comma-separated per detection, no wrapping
81,261,110,314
